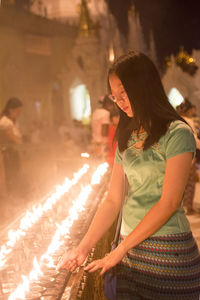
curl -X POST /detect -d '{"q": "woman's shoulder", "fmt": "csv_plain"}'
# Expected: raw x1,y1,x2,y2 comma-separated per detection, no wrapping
166,119,193,138
0,116,13,128
158,120,191,144
163,119,196,159
168,119,190,130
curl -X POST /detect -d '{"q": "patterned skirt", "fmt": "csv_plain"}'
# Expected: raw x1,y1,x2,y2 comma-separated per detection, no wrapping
117,232,200,300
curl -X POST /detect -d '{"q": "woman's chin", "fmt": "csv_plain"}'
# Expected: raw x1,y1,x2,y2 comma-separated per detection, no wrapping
126,112,134,118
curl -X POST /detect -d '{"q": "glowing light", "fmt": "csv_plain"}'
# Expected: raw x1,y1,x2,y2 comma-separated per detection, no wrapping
70,84,91,122
91,163,108,185
41,185,92,262
29,257,43,281
109,43,115,63
188,57,194,63
8,163,108,300
81,152,90,158
168,87,184,108
0,164,89,267
8,258,43,300
9,275,30,300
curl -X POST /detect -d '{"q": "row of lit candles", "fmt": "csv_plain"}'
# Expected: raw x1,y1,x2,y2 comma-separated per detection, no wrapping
0,164,90,268
7,162,109,299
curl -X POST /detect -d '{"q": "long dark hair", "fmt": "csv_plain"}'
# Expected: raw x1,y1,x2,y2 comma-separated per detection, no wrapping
1,97,22,119
108,51,186,152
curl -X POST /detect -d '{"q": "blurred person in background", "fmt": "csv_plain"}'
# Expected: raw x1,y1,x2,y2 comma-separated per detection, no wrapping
30,120,43,144
176,98,200,214
58,119,70,143
0,144,7,221
107,109,120,166
192,105,200,167
91,95,115,158
0,97,23,201
70,119,88,150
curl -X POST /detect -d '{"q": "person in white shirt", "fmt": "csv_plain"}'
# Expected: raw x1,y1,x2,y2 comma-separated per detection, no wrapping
91,95,115,158
0,97,23,195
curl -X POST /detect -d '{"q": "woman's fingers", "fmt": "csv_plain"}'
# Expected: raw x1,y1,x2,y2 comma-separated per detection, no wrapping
58,250,118,273
87,263,102,273
85,258,112,274
85,260,101,272
99,261,113,275
100,266,108,276
84,261,97,271
58,258,78,272
57,248,88,271
69,261,78,272
57,255,77,270
67,259,77,268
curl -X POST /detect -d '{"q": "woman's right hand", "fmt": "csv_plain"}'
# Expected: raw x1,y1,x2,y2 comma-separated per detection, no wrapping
57,247,88,272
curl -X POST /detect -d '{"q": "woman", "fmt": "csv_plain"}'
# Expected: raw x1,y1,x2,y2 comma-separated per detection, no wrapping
0,97,23,194
58,52,200,299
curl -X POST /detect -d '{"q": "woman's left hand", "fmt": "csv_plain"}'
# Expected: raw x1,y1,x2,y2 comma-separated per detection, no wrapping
84,243,127,275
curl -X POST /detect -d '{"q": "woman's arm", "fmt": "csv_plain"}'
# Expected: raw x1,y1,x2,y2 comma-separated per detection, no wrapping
57,162,125,270
79,163,124,252
85,151,193,274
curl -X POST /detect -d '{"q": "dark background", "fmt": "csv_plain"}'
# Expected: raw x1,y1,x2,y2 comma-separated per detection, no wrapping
106,0,200,66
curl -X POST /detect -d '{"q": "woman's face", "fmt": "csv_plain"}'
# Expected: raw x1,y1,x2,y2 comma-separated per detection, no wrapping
109,73,134,118
9,107,22,120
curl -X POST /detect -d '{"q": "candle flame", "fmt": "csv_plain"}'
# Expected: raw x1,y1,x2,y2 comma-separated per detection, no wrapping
91,163,108,185
81,152,90,158
109,44,115,62
29,257,43,281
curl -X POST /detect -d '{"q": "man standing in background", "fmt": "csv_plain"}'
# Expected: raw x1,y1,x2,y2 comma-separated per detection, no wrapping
91,95,114,158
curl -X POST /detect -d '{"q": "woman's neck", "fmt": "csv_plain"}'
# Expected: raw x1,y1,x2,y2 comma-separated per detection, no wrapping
6,115,15,123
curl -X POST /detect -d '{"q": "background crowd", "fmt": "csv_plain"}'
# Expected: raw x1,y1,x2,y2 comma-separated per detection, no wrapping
0,95,118,225
0,94,199,226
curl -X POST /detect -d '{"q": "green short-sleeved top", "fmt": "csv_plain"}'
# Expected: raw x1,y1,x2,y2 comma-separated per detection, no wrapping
115,120,196,236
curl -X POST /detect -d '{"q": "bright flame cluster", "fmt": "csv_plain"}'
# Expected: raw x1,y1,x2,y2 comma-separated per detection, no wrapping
81,153,90,158
8,258,43,300
0,164,89,268
8,163,108,300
